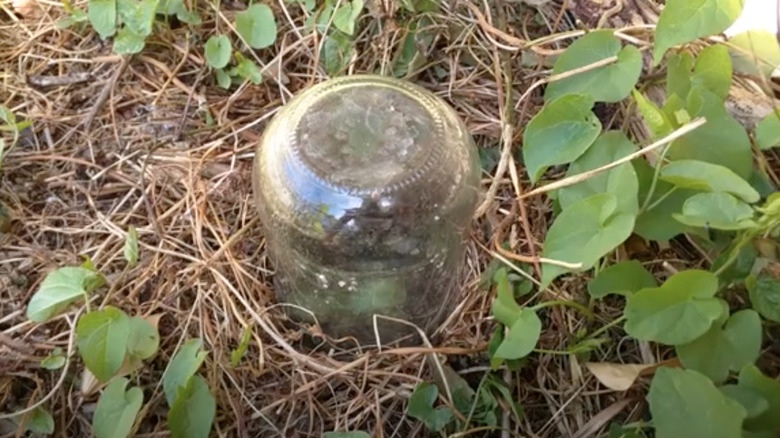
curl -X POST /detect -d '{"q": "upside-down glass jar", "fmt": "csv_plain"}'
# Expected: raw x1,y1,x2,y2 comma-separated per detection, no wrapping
253,75,481,345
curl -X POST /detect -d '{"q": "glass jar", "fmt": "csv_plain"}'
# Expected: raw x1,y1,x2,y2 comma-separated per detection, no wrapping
253,75,481,345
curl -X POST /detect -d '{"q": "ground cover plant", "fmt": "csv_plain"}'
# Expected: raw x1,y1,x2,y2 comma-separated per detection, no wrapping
1,0,779,436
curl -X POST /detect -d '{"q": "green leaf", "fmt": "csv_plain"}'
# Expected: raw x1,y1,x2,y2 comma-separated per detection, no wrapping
632,90,673,138
204,35,231,70
56,9,89,29
673,192,756,231
720,384,769,420
652,0,744,65
588,260,657,299
323,433,371,438
93,377,144,438
322,32,353,75
728,30,780,79
738,365,780,432
558,131,639,214
755,110,780,150
162,338,208,406
167,375,216,438
648,367,746,438
232,58,262,84
392,17,434,78
669,85,753,179
624,269,725,345
633,159,697,241
124,225,138,266
235,4,277,49
229,326,251,367
126,316,159,360
691,44,732,100
26,266,104,323
493,309,541,360
117,0,157,36
746,273,780,322
18,406,54,435
76,306,131,382
541,193,635,288
666,52,695,100
491,268,522,326
112,28,146,55
215,69,231,89
544,30,642,103
88,0,117,39
676,309,761,383
522,93,601,184
41,347,66,370
660,160,759,203
406,382,453,432
332,0,363,36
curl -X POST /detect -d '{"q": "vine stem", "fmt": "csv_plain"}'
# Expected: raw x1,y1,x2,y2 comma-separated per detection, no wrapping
531,300,594,319
586,315,627,340
639,142,675,213
0,307,84,421
519,117,707,200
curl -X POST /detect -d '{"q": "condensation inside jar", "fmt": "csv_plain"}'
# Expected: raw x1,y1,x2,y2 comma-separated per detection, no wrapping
254,76,481,345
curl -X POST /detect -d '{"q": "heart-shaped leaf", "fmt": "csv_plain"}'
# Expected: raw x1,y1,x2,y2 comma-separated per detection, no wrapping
755,110,780,151
544,30,642,103
235,4,277,49
624,269,725,345
331,0,363,36
652,0,743,65
668,86,753,179
167,375,215,438
728,30,780,79
112,28,146,54
93,377,144,438
493,308,541,360
720,384,769,420
16,406,54,435
406,382,453,432
126,316,159,360
162,338,208,406
660,160,759,203
88,0,117,39
27,266,104,323
673,192,756,231
117,0,156,36
204,35,231,70
648,367,746,438
76,306,131,382
676,309,762,383
737,365,780,433
588,260,657,299
690,44,732,100
522,93,601,184
541,193,635,288
558,131,639,214
746,272,780,323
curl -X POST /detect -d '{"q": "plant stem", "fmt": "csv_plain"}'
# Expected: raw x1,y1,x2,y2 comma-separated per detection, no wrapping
645,187,677,212
640,143,674,213
531,300,593,319
586,315,627,340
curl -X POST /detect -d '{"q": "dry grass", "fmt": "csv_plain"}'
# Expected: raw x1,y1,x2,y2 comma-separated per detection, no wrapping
1,0,776,437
